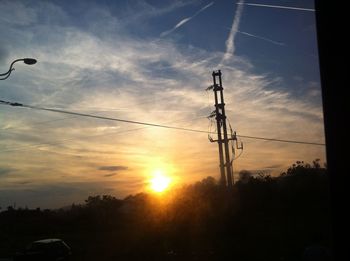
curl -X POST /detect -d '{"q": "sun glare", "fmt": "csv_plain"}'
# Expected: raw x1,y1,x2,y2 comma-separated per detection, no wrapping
150,170,171,193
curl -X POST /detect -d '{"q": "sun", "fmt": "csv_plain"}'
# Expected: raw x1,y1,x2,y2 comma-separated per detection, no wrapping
150,170,171,193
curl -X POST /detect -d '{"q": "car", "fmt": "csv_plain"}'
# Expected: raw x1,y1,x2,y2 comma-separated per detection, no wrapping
14,238,71,261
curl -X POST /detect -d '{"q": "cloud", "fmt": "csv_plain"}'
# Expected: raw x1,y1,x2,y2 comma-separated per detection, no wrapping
220,0,245,64
0,179,146,209
15,181,33,185
121,1,194,24
104,173,117,177
99,166,128,171
160,2,214,37
262,164,283,169
0,46,9,64
0,0,37,26
0,167,17,176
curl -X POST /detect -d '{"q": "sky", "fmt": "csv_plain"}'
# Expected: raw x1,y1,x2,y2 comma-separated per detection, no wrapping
0,0,325,209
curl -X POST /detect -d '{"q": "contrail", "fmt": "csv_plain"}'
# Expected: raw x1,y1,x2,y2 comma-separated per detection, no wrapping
160,2,214,37
225,28,316,58
220,0,245,64
237,2,314,12
236,30,285,46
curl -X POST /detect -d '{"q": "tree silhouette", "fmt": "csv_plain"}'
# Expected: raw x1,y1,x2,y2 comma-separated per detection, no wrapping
0,159,332,261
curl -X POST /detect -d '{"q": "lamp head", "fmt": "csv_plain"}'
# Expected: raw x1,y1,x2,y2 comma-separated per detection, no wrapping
23,58,37,65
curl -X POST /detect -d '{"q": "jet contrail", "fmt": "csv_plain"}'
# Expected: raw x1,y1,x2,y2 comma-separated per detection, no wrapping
237,2,314,12
160,2,214,37
220,0,245,64
236,30,285,46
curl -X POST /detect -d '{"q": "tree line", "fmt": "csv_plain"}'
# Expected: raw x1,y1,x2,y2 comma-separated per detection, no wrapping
0,160,332,260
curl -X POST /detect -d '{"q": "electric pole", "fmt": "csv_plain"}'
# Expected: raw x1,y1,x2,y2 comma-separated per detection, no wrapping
207,70,242,188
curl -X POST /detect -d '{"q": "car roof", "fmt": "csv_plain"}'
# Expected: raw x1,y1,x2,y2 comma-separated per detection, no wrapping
33,239,63,244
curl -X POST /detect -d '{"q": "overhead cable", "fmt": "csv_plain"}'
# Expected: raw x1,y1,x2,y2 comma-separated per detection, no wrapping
0,99,326,146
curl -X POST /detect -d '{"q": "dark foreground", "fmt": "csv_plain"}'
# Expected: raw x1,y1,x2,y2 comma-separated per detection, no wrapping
0,161,332,260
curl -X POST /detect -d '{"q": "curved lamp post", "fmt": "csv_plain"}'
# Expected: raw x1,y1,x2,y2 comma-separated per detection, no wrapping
0,58,37,80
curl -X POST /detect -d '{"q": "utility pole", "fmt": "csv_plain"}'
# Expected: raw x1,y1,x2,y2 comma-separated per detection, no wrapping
212,70,226,187
207,70,242,188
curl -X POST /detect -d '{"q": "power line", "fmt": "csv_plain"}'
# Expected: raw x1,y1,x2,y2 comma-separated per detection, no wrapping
0,113,208,153
0,99,209,133
0,99,326,146
237,135,324,146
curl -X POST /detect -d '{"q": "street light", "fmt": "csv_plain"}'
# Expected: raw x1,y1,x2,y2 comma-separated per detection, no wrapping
0,58,37,80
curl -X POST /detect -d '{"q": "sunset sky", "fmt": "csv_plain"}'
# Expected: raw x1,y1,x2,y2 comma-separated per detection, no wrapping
0,0,325,209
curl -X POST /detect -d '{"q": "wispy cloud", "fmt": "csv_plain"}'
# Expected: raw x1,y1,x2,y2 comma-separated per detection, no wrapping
0,167,17,176
262,164,283,169
237,2,314,12
122,1,195,24
104,173,117,177
0,46,9,64
0,0,37,26
220,0,244,65
99,166,128,171
160,2,214,37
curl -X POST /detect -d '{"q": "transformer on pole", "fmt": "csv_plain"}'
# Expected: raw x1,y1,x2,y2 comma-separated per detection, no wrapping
207,70,243,188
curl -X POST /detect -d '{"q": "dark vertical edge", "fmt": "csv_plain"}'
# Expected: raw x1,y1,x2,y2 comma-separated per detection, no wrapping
315,1,348,260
